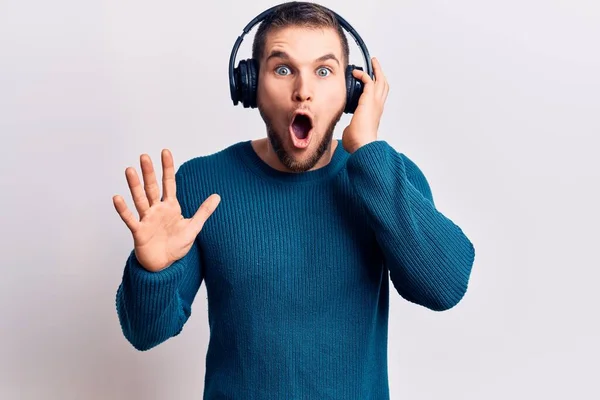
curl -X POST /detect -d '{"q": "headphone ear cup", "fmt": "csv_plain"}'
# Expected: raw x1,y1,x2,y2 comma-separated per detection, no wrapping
236,59,259,108
231,62,242,106
247,59,258,108
238,60,250,108
344,65,364,114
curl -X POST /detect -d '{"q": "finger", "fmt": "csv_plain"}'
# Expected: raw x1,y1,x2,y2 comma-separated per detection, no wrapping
140,154,161,206
125,167,150,216
372,57,388,99
189,194,221,234
352,68,374,95
113,194,139,233
161,149,176,200
383,81,390,101
372,57,384,77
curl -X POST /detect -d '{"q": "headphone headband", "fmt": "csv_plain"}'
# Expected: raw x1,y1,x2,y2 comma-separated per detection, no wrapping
228,4,373,105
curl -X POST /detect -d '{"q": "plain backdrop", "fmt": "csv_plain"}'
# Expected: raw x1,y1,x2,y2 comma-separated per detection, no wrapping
1,0,599,399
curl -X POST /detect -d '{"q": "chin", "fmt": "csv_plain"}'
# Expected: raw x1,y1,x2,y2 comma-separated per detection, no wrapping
257,101,343,173
268,129,334,173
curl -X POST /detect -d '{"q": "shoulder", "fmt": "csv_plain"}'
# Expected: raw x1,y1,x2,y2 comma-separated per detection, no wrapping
177,141,245,177
174,141,245,193
173,141,245,214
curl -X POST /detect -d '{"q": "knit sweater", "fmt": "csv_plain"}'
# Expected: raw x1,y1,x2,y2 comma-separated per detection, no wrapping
115,139,475,399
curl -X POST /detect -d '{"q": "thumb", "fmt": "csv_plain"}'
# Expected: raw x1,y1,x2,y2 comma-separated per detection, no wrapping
189,194,221,234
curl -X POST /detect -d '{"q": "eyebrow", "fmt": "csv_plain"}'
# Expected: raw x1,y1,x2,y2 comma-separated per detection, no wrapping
265,50,340,66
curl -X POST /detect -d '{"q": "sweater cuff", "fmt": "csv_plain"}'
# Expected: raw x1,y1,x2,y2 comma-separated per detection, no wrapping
346,140,400,172
125,250,185,291
346,140,407,189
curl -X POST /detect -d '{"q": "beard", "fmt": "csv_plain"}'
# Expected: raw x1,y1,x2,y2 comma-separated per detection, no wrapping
257,104,344,173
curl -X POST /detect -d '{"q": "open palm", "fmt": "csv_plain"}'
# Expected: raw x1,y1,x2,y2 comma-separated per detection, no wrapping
112,149,220,272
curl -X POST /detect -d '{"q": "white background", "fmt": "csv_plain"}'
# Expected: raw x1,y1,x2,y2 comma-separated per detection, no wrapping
1,0,599,398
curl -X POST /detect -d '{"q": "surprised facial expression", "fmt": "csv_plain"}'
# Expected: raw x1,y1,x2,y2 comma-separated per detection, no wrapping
256,25,347,172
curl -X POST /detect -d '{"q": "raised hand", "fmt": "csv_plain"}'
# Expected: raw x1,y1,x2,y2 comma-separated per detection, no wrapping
112,149,220,272
342,57,389,154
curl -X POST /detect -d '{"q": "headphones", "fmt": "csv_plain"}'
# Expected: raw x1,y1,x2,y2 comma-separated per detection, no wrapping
228,3,373,114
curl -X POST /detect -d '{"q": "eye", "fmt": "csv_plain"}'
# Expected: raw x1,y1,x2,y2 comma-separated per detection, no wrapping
317,67,331,77
275,65,290,75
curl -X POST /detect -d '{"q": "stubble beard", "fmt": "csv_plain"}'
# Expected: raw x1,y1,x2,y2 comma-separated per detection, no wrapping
257,104,345,173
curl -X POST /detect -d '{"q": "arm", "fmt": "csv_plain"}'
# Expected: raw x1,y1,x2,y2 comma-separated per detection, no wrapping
115,166,203,350
346,140,475,311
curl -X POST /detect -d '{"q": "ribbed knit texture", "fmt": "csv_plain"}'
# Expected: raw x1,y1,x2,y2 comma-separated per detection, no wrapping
115,139,475,399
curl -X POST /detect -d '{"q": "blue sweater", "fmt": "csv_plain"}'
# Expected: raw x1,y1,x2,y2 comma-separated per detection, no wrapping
115,139,475,399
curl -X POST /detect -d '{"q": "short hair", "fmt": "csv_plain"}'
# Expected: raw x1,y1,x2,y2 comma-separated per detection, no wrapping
251,1,350,69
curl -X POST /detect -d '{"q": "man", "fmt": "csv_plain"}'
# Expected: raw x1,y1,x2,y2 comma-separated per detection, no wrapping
113,1,475,398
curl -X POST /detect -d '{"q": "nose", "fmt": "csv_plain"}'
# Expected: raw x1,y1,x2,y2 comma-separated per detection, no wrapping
292,73,313,103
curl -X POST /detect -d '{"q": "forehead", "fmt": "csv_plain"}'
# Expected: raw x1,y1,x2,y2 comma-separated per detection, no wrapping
262,26,343,60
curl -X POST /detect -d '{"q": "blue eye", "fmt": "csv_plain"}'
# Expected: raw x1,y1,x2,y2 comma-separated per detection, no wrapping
317,67,331,77
275,66,291,75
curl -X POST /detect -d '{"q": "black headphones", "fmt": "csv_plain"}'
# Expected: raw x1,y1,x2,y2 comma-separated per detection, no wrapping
228,3,373,114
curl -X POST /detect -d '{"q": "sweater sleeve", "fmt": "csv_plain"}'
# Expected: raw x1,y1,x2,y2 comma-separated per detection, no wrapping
115,165,204,350
346,140,475,311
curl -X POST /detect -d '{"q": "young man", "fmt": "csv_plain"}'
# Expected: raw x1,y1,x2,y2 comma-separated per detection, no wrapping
113,2,475,398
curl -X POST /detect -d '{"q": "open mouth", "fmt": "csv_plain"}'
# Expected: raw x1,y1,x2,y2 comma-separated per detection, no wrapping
289,112,313,148
292,114,312,139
